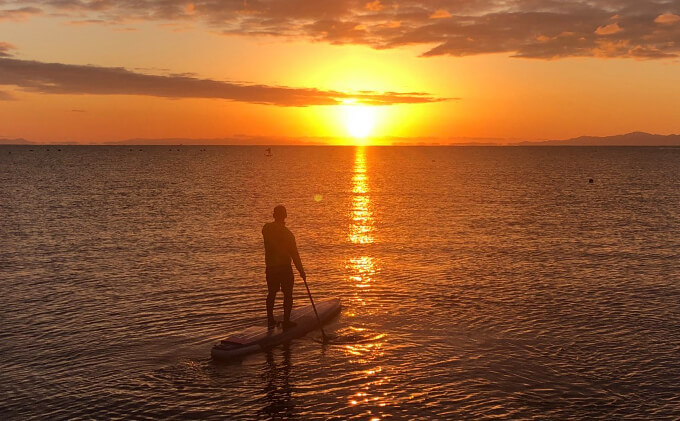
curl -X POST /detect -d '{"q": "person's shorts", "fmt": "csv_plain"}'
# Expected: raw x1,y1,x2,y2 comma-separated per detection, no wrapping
266,265,294,294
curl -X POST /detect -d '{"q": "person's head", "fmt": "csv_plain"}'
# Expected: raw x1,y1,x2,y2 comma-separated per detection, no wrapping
273,205,287,222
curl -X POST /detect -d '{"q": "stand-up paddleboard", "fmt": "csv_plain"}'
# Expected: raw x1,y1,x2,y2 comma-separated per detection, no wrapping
211,298,341,360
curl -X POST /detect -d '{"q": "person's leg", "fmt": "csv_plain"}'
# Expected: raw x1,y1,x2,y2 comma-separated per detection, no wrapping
266,268,280,327
282,268,295,325
282,287,292,323
266,289,277,324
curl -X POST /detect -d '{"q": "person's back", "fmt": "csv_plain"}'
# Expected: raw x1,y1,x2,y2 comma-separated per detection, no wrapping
262,205,305,329
262,222,296,268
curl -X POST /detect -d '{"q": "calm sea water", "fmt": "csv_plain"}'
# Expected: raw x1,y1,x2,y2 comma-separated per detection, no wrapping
1,145,679,420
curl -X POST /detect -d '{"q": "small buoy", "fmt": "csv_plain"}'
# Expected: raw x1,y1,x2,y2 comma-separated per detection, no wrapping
589,179,594,184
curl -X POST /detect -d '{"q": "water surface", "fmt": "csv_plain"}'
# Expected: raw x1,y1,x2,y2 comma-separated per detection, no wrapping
1,146,679,419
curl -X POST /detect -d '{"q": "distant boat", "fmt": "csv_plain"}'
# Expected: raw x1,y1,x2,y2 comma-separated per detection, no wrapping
265,147,273,157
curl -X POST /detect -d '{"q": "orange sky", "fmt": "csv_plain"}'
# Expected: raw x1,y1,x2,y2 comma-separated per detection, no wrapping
1,1,680,144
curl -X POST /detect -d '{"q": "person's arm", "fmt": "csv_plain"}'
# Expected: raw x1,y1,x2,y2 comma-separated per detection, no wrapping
289,234,306,280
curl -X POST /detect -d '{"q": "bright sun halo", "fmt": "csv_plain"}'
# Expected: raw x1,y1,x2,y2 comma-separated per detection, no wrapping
344,104,376,139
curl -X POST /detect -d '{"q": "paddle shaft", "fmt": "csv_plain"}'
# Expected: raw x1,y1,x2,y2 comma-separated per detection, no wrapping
301,276,327,341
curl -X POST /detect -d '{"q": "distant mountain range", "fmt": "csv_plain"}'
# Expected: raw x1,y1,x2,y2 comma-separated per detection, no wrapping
513,132,680,146
2,132,680,146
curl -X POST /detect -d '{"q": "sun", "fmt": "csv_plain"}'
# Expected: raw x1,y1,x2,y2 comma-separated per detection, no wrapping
343,104,377,139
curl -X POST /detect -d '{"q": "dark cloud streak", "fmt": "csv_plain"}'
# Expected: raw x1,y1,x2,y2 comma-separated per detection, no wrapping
0,57,446,105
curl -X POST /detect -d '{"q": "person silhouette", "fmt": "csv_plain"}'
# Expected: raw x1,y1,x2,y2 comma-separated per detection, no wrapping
262,205,306,329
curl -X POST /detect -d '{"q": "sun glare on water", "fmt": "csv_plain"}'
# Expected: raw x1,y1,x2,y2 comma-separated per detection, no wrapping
343,104,377,141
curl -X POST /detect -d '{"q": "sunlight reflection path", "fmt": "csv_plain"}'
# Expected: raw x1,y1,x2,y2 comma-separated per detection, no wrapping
343,147,389,418
348,147,374,246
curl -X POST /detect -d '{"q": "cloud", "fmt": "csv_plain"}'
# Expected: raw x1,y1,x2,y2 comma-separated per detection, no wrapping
595,23,622,36
365,1,383,12
655,13,680,24
0,6,42,21
0,57,446,106
0,41,16,57
8,0,680,59
0,90,14,100
429,9,452,19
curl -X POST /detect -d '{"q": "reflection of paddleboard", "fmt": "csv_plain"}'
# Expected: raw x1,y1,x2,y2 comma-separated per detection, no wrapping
211,298,341,360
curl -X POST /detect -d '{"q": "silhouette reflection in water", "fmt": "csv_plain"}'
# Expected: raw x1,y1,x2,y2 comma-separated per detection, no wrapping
259,342,295,420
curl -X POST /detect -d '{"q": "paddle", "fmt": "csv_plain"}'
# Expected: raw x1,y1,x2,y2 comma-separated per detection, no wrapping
301,275,328,343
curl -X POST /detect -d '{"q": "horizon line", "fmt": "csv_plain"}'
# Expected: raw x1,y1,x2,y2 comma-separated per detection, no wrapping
2,132,680,147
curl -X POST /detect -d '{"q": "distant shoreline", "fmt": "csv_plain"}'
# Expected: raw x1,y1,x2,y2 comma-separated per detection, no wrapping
2,132,680,147
2,143,680,147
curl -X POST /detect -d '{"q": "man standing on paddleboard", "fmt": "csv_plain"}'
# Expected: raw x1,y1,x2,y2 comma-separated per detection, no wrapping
262,205,306,330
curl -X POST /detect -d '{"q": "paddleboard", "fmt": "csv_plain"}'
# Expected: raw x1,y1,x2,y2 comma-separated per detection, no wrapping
211,298,341,360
